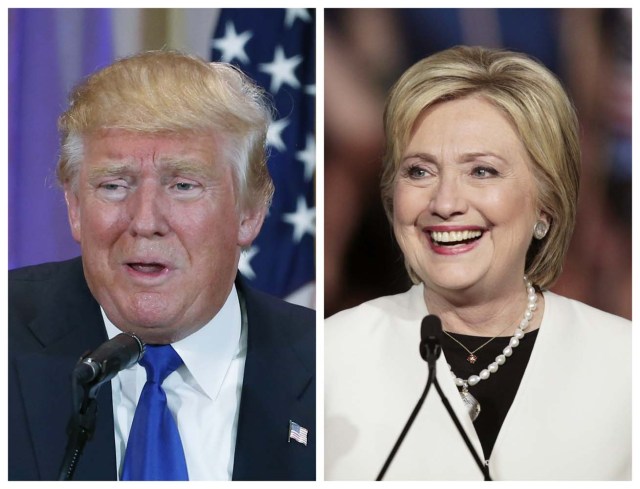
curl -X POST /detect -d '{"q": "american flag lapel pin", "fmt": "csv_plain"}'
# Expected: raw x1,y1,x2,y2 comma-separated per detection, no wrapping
288,420,308,446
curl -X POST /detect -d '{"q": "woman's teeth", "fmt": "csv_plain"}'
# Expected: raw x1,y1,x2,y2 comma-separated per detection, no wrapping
430,230,483,245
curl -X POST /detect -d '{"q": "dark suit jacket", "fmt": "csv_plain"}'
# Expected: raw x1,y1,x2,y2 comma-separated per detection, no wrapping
9,257,316,481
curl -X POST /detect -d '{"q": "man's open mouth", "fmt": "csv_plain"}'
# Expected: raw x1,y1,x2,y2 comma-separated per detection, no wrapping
128,263,168,273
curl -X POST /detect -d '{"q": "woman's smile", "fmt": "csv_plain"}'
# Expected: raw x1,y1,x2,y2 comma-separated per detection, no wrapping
393,95,541,295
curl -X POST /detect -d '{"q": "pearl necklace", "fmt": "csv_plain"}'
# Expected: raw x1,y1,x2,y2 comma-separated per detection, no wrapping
448,276,538,422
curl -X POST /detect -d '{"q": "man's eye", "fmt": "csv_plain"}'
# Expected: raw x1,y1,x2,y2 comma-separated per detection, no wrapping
99,182,128,192
175,182,196,191
97,181,128,201
102,183,123,191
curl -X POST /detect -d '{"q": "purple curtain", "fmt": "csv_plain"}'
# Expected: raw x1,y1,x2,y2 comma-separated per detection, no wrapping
9,8,114,269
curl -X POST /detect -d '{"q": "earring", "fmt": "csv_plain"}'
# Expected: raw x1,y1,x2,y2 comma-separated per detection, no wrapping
533,220,549,240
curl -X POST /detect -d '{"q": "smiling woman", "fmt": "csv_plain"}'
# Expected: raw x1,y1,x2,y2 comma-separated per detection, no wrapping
393,96,542,298
325,46,630,481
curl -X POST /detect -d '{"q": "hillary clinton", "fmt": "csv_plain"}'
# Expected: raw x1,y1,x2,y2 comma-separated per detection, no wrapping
325,46,631,480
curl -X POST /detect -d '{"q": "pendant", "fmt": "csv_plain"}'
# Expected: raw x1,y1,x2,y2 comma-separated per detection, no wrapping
460,388,481,422
467,353,478,364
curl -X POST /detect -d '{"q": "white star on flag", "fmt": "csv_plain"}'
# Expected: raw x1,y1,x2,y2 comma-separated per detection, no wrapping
267,117,290,152
259,45,302,93
296,134,315,181
284,9,312,28
211,21,252,64
238,246,259,280
283,197,315,243
211,9,315,305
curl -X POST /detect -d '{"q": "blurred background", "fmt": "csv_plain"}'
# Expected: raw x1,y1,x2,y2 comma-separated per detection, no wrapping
9,8,315,307
324,8,631,320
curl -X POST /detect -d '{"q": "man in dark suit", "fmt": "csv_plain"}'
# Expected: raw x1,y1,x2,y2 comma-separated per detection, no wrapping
9,50,315,481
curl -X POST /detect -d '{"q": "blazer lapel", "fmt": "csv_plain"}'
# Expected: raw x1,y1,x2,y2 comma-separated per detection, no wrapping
232,279,315,480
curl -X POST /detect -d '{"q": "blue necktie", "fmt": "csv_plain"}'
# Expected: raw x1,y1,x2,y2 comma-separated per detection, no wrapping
121,344,189,480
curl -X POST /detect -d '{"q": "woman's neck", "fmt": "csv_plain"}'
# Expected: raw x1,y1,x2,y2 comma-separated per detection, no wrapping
423,281,544,337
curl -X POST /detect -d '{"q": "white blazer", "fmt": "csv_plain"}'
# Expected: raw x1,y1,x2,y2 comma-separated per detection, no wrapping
325,285,631,480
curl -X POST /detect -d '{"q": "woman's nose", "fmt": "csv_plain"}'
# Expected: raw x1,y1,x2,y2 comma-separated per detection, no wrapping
428,175,468,219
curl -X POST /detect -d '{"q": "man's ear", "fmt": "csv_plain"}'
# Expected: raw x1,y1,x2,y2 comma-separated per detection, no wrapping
64,185,82,243
237,205,267,247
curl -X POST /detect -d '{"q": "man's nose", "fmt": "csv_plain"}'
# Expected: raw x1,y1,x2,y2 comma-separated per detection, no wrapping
127,181,170,237
427,174,468,219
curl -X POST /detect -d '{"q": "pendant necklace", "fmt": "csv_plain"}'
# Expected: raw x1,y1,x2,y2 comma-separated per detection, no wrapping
447,276,538,422
443,322,512,364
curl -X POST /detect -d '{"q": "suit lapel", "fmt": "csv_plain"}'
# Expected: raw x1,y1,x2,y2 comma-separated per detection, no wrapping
232,279,314,480
12,259,116,480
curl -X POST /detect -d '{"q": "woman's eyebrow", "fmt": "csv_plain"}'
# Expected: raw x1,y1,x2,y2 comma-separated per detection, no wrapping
401,151,508,164
401,152,438,164
460,151,508,163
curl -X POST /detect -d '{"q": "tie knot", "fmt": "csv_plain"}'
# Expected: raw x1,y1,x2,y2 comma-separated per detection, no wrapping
140,345,183,384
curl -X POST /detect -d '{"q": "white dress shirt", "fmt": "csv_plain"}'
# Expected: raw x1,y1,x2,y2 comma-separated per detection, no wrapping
103,284,247,480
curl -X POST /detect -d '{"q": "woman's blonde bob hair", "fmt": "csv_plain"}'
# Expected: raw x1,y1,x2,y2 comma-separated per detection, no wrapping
381,46,580,289
57,50,274,211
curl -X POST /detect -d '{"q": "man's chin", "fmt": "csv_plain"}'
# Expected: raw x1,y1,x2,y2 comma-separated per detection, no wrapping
111,311,190,344
121,324,187,345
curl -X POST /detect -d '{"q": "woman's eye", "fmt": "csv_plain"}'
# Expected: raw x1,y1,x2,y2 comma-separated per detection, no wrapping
406,165,430,179
472,166,499,178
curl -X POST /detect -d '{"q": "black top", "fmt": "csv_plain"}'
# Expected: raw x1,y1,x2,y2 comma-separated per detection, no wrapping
441,329,539,460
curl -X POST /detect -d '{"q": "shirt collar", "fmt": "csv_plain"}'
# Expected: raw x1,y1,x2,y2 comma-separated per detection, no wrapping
102,284,243,401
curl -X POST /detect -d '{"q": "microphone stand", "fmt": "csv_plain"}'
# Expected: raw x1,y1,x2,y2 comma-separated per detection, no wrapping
376,347,492,481
376,358,436,480
57,357,104,480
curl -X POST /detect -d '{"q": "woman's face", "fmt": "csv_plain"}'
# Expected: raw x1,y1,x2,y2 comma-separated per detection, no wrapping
392,96,544,298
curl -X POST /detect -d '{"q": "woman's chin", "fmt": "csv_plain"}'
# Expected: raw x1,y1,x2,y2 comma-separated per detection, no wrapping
421,268,489,294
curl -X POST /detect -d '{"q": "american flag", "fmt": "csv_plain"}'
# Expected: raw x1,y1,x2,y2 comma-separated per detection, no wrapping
211,9,315,308
288,420,309,446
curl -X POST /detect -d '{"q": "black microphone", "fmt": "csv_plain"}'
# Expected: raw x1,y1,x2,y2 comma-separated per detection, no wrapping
59,333,144,480
420,315,443,363
73,332,145,386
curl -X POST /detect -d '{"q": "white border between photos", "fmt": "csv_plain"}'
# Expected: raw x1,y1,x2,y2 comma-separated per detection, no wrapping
2,1,638,487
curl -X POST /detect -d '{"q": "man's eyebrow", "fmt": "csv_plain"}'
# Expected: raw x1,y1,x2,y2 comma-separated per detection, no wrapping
160,158,210,172
86,158,217,180
87,162,134,180
158,157,217,179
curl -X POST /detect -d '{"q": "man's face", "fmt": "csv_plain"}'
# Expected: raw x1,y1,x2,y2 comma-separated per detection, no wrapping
65,129,264,344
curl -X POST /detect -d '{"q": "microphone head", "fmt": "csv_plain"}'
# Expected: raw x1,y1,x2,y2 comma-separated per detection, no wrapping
421,315,443,344
123,332,145,363
420,315,443,362
74,332,145,385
